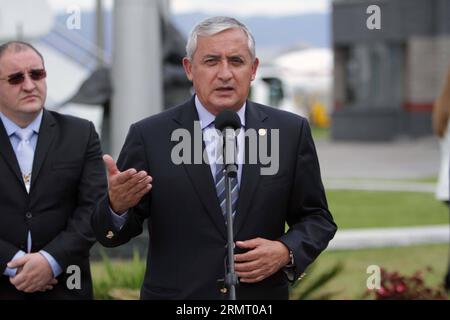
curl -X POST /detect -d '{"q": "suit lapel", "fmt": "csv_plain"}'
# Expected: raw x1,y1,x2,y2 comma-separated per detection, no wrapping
30,109,56,190
233,101,268,237
172,98,227,238
0,120,24,186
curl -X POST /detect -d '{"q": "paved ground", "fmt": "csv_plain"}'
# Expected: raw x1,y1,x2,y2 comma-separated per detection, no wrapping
315,136,440,180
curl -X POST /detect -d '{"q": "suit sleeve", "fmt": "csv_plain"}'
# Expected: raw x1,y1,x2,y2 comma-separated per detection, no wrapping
92,123,151,247
41,122,107,270
278,119,337,279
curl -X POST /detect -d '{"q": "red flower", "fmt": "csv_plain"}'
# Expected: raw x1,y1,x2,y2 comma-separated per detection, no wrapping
395,284,406,293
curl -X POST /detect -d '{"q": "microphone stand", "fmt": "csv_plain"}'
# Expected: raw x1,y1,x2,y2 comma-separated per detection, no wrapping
223,128,239,300
224,162,239,300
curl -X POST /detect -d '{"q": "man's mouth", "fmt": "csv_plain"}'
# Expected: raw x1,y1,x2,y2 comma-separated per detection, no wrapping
21,95,39,101
215,86,234,92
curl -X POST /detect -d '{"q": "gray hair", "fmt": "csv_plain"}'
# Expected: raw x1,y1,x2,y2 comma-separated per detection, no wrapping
186,16,256,62
0,41,44,65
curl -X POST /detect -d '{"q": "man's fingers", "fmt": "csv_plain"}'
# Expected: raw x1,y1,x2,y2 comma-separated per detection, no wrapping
39,285,53,292
103,154,147,188
23,285,36,293
103,154,120,176
109,170,152,213
124,170,148,186
128,175,152,195
236,269,260,279
239,275,266,283
235,238,262,250
114,168,138,185
136,182,152,197
114,171,151,195
121,176,152,206
128,183,152,203
11,276,28,291
11,276,56,293
234,249,258,263
236,264,267,283
7,255,29,269
235,259,260,272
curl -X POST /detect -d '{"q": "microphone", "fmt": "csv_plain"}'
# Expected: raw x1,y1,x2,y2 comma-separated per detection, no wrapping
214,110,241,178
215,110,241,132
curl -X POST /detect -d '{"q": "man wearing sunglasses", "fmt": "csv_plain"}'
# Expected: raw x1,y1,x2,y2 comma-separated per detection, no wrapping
0,41,107,299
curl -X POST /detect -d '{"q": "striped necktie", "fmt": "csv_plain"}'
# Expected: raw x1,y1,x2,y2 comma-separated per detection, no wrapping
215,151,239,222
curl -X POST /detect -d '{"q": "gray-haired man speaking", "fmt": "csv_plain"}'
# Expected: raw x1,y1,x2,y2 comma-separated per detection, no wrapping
92,16,336,299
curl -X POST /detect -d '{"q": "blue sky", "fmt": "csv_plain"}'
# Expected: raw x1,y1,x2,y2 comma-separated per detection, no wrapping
48,0,331,16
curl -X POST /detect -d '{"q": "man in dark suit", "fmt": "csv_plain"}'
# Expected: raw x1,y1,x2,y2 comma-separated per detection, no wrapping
92,16,336,299
0,41,106,299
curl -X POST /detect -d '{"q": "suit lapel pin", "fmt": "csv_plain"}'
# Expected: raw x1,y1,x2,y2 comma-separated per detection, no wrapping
106,230,114,239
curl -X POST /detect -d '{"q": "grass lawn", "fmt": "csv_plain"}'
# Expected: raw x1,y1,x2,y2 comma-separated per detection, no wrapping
290,243,450,300
327,190,449,229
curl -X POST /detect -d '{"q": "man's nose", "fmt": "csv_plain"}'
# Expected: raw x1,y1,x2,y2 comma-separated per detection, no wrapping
217,62,233,81
22,74,37,91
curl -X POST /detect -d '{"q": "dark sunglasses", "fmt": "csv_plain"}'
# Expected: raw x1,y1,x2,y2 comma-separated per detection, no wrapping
0,69,46,85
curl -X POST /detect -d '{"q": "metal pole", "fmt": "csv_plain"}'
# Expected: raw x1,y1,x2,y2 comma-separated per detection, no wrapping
225,165,238,300
111,0,163,158
95,0,104,66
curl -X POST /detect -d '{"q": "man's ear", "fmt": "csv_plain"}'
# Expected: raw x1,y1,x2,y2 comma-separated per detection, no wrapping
251,57,259,81
182,57,193,81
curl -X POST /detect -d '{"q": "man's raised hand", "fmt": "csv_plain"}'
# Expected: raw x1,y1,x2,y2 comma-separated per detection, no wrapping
103,154,152,214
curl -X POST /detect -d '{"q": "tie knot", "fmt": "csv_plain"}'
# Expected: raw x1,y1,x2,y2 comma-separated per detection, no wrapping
16,128,34,142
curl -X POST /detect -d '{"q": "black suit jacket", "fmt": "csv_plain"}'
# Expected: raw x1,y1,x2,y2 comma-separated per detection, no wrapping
0,110,107,299
92,97,336,299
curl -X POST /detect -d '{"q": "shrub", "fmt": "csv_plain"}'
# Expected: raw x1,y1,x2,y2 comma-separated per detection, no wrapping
93,248,145,300
364,267,448,300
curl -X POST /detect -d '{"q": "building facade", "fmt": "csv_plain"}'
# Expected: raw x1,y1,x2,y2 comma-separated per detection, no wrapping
332,0,450,140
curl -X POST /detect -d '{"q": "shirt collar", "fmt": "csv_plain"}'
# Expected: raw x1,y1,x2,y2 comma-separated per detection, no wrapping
194,95,246,130
0,110,43,137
